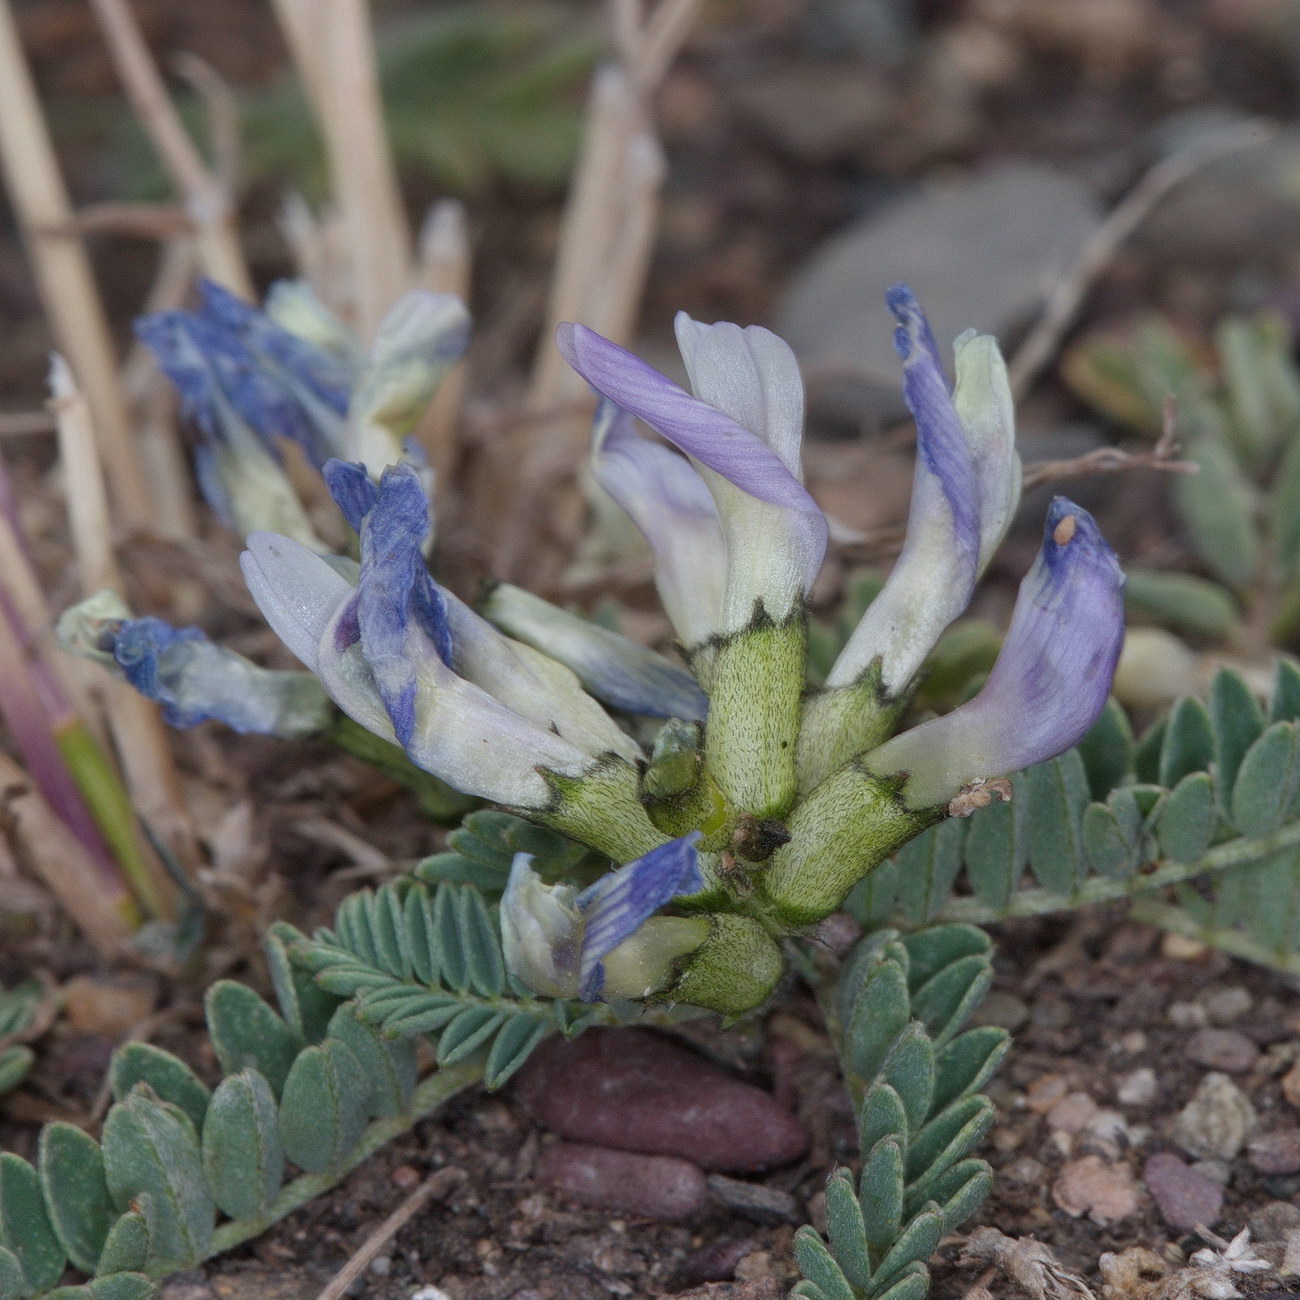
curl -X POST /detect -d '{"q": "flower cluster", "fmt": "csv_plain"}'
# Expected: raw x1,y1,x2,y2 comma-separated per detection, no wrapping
63,280,1124,1014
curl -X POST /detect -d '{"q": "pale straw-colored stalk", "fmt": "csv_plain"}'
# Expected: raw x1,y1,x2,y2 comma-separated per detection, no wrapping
413,199,472,490
0,0,153,529
273,0,411,338
497,0,700,575
51,357,193,917
0,751,132,958
86,0,253,298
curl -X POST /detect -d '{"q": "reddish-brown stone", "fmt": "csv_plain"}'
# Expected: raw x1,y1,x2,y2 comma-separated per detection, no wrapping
514,1028,809,1172
538,1141,707,1221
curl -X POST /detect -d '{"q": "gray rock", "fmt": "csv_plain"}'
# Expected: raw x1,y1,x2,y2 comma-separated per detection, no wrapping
1200,986,1253,1025
1143,1152,1224,1232
776,163,1101,428
1184,1028,1260,1074
1249,1199,1300,1242
539,1141,707,1221
1173,1072,1258,1160
1117,1067,1158,1107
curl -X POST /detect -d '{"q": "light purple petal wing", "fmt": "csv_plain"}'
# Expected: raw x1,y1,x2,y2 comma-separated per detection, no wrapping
866,497,1125,806
575,832,705,1001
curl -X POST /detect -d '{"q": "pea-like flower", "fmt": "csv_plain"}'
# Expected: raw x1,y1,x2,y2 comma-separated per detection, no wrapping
501,833,707,1001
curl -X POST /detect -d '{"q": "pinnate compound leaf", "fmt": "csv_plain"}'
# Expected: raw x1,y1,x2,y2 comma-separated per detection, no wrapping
0,1152,64,1291
110,1045,211,1135
205,982,302,1098
436,1007,506,1065
895,820,965,927
909,955,992,1048
1076,699,1133,800
38,1122,115,1273
898,926,988,992
844,960,910,1089
265,922,342,1043
962,790,1025,913
1271,658,1300,723
881,1026,935,1134
872,1261,930,1300
279,1039,372,1175
202,1069,284,1222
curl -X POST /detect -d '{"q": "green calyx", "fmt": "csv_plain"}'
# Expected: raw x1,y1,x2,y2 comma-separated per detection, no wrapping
659,913,784,1016
641,720,739,848
537,755,668,864
757,761,943,927
796,661,907,796
700,606,807,822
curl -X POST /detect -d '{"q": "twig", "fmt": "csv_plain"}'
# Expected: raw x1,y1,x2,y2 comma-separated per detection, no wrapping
51,357,191,917
87,0,253,296
173,52,241,192
413,199,472,490
37,201,189,239
1008,121,1272,400
313,1169,459,1300
1020,392,1197,490
0,412,55,438
0,0,153,528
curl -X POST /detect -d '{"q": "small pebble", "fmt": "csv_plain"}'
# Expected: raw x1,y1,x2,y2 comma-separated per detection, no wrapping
1120,1031,1148,1054
410,1289,453,1300
1184,1028,1259,1074
1003,1156,1047,1185
1247,1128,1300,1175
1117,1068,1158,1106
1249,1200,1300,1242
1173,1072,1257,1160
1162,933,1209,960
971,991,1029,1032
368,1256,390,1277
1051,1154,1141,1225
679,1236,762,1286
390,1165,420,1191
1046,1092,1098,1135
1168,1000,1209,1029
1282,1057,1300,1109
538,1141,707,1221
1024,1074,1070,1114
1143,1152,1224,1232
1200,986,1253,1025
515,1028,808,1172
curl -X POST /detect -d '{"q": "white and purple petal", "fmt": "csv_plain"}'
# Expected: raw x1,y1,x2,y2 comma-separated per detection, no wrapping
865,497,1125,807
590,399,726,647
479,581,708,722
575,832,704,1000
827,285,982,693
559,323,827,630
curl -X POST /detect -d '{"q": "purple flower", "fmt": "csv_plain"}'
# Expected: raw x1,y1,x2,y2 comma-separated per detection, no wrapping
558,319,827,637
866,497,1125,807
501,833,705,1001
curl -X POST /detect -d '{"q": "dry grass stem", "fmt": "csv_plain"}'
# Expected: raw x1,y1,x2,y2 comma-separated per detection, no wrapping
414,199,472,488
313,0,412,337
1008,121,1273,401
0,751,132,957
39,201,190,239
173,52,242,192
0,0,153,528
87,0,253,297
51,357,192,914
